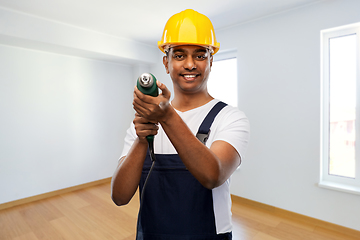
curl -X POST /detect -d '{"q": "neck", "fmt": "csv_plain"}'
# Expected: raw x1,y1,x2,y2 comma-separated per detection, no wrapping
171,91,214,112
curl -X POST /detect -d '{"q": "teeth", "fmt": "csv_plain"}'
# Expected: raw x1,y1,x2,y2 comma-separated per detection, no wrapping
184,75,196,78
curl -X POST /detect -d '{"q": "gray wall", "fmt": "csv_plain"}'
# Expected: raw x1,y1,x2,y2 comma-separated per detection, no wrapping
0,45,134,204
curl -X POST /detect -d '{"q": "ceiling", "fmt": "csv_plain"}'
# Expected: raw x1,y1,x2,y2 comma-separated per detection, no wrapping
0,0,324,47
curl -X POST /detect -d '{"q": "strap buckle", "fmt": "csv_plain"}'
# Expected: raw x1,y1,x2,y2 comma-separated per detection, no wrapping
196,131,210,145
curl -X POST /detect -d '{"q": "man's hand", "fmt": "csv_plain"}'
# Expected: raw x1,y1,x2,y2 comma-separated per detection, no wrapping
133,81,171,122
133,113,159,143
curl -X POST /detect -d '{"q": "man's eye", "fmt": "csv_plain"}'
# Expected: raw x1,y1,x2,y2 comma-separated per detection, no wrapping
196,54,207,60
173,54,184,59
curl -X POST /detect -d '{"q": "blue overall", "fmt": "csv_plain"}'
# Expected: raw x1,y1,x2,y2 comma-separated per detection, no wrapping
136,102,232,240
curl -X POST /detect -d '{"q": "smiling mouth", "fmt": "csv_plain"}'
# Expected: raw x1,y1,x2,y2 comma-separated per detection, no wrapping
181,74,199,80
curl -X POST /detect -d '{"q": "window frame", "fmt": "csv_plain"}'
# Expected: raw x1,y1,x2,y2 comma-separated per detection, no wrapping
320,24,360,195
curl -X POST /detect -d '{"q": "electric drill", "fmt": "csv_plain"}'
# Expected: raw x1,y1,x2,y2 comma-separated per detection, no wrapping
137,73,159,142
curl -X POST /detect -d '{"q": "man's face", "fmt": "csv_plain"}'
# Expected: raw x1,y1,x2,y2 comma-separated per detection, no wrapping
163,45,213,95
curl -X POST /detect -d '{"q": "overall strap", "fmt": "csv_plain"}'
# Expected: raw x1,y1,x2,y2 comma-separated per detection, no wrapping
196,101,227,144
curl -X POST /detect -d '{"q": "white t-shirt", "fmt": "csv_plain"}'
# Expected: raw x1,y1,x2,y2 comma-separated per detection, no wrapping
120,99,250,234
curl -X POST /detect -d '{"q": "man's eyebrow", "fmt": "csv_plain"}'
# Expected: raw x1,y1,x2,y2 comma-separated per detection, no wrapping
194,48,207,53
171,48,208,55
172,49,186,53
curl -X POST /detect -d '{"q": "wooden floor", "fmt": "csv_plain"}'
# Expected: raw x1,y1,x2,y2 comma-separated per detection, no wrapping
0,182,358,240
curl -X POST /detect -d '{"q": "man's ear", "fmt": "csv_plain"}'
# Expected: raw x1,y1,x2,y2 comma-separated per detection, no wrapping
210,55,213,68
163,56,169,74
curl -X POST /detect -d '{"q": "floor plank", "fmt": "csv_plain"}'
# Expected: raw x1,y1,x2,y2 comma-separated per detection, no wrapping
0,182,359,240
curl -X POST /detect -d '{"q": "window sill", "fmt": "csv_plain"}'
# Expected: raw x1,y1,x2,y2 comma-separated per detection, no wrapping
318,180,360,195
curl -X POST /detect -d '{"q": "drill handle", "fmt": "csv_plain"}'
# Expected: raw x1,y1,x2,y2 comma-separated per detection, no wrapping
136,73,159,143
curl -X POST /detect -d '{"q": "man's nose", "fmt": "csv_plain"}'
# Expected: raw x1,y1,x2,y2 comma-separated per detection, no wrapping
184,56,196,70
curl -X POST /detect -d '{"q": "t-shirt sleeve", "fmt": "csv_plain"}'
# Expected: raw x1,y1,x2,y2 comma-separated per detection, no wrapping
211,107,250,160
119,122,137,160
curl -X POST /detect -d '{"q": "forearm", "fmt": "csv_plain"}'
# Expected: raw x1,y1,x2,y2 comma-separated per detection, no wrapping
111,138,148,205
159,107,228,189
132,82,239,189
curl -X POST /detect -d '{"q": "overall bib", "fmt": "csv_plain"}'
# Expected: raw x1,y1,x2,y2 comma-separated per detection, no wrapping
136,102,231,240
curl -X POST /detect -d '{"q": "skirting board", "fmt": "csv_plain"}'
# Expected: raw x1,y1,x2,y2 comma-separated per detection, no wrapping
0,177,112,211
231,195,360,239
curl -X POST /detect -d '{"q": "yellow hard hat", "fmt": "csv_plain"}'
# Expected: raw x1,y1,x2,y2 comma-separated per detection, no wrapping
158,9,220,54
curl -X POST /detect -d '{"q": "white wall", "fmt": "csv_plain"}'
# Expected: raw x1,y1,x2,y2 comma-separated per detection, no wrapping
150,52,174,99
0,45,134,204
0,6,160,205
0,7,158,65
213,0,360,232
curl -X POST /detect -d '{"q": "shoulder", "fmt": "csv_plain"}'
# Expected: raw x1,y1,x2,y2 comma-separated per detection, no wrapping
216,102,249,126
208,101,250,158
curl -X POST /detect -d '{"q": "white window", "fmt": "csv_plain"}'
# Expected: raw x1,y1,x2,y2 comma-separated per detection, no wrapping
320,24,360,195
208,51,237,107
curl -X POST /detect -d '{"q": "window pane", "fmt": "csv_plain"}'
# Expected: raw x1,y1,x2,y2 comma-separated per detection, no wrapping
329,34,356,178
208,58,237,107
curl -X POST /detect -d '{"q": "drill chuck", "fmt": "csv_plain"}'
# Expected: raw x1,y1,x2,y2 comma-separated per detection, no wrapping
137,73,159,97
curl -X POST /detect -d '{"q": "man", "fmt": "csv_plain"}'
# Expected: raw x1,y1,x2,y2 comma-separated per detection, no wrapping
111,9,249,240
